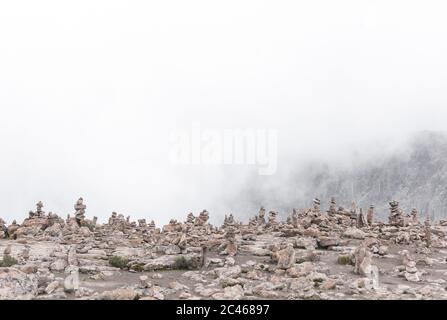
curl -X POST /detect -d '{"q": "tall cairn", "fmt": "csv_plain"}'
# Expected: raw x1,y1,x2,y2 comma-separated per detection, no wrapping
257,207,266,226
389,200,404,227
328,197,337,215
74,198,87,227
312,198,321,214
366,205,374,226
424,216,432,247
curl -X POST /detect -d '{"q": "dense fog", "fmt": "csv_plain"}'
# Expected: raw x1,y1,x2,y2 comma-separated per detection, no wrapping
1,1,447,224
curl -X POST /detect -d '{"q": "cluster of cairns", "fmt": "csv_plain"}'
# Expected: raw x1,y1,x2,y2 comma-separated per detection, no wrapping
388,201,422,227
1,198,99,241
0,196,440,252
0,196,446,300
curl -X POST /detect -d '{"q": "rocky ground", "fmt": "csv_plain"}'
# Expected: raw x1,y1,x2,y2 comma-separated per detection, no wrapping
1,198,447,300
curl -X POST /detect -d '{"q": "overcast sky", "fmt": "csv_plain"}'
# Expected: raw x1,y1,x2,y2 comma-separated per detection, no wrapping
1,1,447,224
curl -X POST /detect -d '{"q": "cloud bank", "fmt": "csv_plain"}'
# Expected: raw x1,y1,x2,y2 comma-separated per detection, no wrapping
1,1,447,224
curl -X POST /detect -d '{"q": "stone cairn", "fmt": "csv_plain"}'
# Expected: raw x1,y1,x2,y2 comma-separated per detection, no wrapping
186,213,195,225
195,210,210,226
222,224,237,256
357,208,368,228
389,201,404,227
312,198,321,214
366,205,374,226
138,219,147,228
328,197,337,215
275,243,296,269
47,212,61,227
290,208,299,227
267,211,278,228
400,250,420,282
176,230,188,251
115,214,129,231
91,216,98,228
257,207,266,226
248,216,257,227
353,242,369,275
223,215,229,227
222,214,236,229
108,212,118,225
350,201,358,220
29,201,45,218
0,218,8,238
163,219,181,233
353,241,379,289
7,220,19,239
337,206,350,216
74,198,87,227
424,216,431,248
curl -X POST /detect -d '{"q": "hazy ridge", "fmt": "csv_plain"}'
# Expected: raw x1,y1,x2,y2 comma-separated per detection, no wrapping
238,131,447,222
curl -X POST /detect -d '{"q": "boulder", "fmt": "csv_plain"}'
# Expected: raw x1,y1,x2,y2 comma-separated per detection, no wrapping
343,227,367,240
45,280,60,294
0,268,38,300
143,253,202,271
317,236,339,249
275,244,296,269
99,288,139,300
214,265,242,279
50,259,68,272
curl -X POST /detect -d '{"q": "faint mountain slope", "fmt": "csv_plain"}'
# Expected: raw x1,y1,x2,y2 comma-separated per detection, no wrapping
299,131,447,221
235,131,447,222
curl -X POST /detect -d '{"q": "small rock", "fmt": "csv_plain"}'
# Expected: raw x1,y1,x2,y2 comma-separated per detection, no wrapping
45,281,60,294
